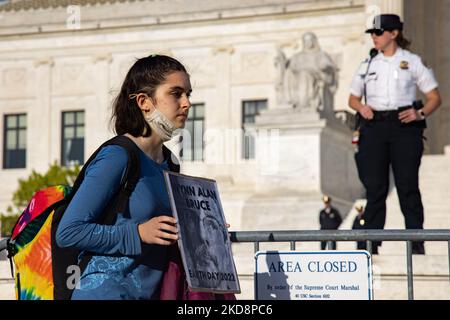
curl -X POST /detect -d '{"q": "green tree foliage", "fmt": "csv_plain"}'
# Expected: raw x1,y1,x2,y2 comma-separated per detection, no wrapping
1,162,80,237
0,207,19,238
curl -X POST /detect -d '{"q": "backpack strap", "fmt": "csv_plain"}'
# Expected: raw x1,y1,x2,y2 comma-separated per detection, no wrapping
76,137,179,260
76,135,141,276
100,136,141,221
72,135,180,226
66,135,141,222
69,136,140,201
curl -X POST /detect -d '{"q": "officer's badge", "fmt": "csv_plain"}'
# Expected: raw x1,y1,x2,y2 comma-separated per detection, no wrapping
400,61,409,70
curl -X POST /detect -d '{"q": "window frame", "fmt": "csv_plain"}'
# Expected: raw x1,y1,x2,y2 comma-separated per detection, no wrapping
3,113,27,169
61,110,85,167
241,99,268,160
182,103,205,162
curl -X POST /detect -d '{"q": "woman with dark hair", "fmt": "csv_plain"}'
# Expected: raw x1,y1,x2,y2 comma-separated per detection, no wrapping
395,30,411,50
348,14,442,255
56,54,192,299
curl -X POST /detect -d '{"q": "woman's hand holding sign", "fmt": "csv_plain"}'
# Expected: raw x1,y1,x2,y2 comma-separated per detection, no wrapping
138,215,179,245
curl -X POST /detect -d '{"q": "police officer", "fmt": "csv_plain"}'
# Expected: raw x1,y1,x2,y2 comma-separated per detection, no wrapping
352,205,370,252
319,196,342,250
349,14,442,255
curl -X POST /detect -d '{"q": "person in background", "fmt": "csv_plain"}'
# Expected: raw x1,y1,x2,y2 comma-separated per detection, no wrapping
319,195,342,250
352,204,370,252
348,14,441,255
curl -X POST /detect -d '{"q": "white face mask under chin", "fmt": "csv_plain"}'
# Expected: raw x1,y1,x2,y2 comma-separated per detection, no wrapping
146,107,177,142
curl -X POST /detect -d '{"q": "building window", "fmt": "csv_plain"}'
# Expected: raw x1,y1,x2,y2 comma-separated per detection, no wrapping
242,100,267,159
182,103,204,161
61,111,85,167
3,114,27,169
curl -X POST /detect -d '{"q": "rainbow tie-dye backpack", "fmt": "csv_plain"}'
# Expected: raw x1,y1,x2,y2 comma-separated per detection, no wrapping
6,136,141,300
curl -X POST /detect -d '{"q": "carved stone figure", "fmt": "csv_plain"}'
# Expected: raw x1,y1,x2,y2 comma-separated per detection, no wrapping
277,32,338,113
274,48,288,106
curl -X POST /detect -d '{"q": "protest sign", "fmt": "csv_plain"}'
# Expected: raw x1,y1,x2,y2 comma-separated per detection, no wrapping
164,171,240,294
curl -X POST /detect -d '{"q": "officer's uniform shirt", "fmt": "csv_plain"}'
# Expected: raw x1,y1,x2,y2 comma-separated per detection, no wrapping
350,48,439,111
352,214,365,230
319,207,342,230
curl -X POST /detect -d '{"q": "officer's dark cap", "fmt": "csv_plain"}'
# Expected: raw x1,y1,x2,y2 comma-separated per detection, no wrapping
365,14,403,33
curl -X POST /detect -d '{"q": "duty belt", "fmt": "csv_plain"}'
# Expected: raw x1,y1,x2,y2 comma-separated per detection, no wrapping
372,110,401,121
368,108,427,128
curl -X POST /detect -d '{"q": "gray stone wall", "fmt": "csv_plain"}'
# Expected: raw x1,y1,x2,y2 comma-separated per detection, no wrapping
405,0,450,154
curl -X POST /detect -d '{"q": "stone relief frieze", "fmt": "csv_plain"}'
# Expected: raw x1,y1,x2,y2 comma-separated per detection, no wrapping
52,63,94,95
231,51,270,84
0,67,34,98
3,68,26,85
182,56,215,87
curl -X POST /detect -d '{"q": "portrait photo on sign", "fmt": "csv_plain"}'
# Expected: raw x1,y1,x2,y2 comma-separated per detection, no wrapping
163,171,241,294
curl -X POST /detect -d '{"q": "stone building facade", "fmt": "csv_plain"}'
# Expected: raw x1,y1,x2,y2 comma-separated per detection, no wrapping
0,0,448,229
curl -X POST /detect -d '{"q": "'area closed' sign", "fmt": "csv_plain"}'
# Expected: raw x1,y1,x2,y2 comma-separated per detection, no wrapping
255,251,373,300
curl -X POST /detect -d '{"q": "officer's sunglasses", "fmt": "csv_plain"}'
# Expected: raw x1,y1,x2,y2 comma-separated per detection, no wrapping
369,29,386,36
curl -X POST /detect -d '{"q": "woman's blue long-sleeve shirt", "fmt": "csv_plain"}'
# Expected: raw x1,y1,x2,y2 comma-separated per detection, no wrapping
56,144,171,300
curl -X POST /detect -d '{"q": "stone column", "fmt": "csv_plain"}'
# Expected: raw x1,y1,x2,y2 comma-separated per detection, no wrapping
206,45,234,171
31,57,54,172
90,53,113,154
404,0,449,153
381,0,403,16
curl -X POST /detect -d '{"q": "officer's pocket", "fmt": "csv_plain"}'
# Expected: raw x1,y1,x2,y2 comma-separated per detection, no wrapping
397,70,414,90
365,73,378,94
406,126,425,154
